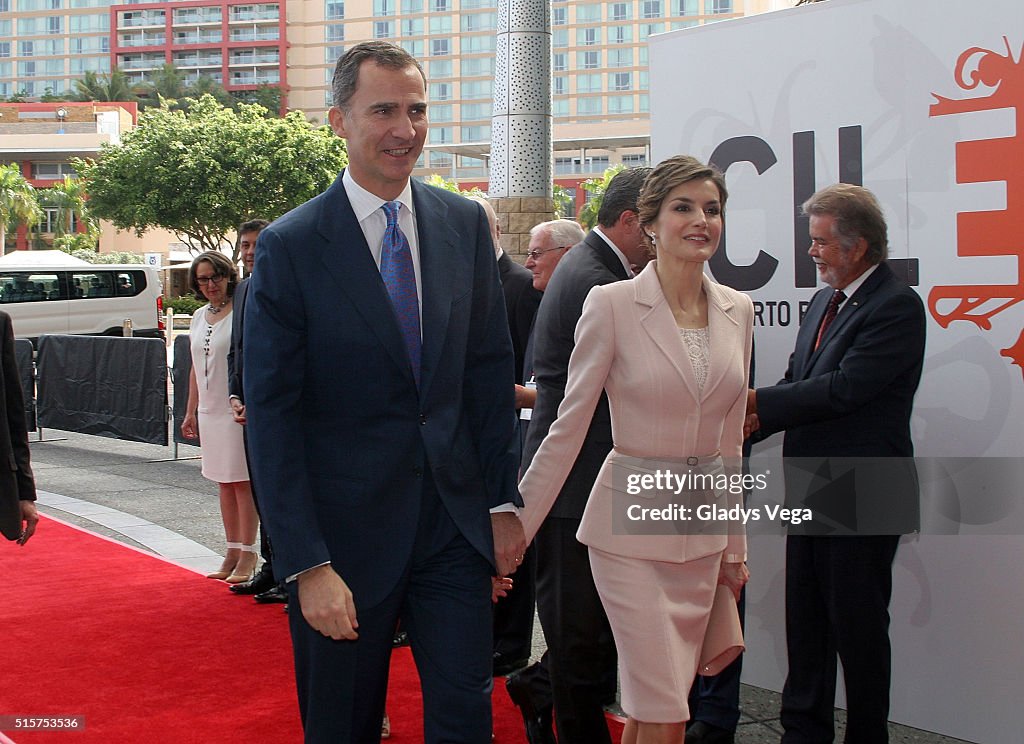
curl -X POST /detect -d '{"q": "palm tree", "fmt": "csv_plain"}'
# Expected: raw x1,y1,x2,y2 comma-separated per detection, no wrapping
73,70,137,103
186,74,233,107
36,176,100,248
0,164,43,254
137,63,189,109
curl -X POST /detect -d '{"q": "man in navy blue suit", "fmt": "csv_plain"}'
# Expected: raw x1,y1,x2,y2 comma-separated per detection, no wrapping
748,184,926,744
244,41,526,743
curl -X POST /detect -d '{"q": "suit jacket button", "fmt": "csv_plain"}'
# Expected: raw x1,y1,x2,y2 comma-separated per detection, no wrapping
413,467,423,476
419,414,427,425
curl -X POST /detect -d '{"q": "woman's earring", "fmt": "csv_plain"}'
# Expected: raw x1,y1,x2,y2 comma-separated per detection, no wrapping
648,232,657,245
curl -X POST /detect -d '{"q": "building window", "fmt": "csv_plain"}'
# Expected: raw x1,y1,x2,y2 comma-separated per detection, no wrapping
462,35,496,53
579,50,600,69
576,3,601,22
577,97,602,116
430,60,452,78
677,0,697,15
577,73,600,93
552,29,568,48
32,162,78,179
372,0,393,14
0,0,8,11
611,71,632,90
577,27,600,46
622,153,647,166
461,125,489,141
326,24,344,42
552,53,567,72
0,42,9,59
639,70,649,89
608,95,633,114
462,56,494,76
429,127,451,144
430,0,448,11
639,22,664,39
552,7,566,25
18,18,41,35
461,12,495,32
609,25,632,44
69,56,110,74
461,102,490,120
553,99,569,118
642,0,662,18
706,0,731,12
69,14,109,32
429,82,451,100
400,39,423,56
401,0,422,12
608,49,633,67
431,104,452,122
461,79,492,99
373,21,394,38
429,151,453,169
553,75,567,96
70,37,109,54
325,0,343,19
639,94,649,112
429,16,451,33
401,17,422,35
609,2,630,21
430,38,450,56
326,45,344,63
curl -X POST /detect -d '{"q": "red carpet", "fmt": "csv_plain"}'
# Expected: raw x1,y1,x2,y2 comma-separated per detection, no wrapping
2,516,624,742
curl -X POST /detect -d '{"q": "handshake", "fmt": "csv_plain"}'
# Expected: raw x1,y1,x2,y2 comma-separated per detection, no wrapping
743,389,760,439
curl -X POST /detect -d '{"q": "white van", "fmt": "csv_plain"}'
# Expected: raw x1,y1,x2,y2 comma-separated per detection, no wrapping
0,264,164,342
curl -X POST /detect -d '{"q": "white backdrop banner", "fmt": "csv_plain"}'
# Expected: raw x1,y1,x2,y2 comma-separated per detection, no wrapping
650,1,1023,741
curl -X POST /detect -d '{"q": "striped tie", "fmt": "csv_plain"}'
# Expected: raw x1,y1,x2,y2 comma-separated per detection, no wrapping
380,201,421,387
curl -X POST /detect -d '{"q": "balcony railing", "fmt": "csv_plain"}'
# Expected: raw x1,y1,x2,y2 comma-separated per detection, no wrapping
229,29,279,41
229,53,279,65
229,11,279,22
119,35,166,47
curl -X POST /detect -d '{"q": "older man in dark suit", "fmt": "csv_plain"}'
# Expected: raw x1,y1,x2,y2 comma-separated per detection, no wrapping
748,183,926,744
518,167,651,744
244,41,524,743
0,310,37,546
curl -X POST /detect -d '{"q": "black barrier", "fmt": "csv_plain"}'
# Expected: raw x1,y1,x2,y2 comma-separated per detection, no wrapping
171,333,200,447
13,338,35,432
36,335,168,446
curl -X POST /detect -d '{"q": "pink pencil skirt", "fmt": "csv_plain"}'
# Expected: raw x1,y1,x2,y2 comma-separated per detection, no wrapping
589,546,721,723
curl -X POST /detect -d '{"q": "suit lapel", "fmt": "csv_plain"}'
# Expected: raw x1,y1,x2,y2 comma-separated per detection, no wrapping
634,264,702,402
805,263,891,371
586,230,630,281
313,172,417,386
701,277,741,401
412,180,458,397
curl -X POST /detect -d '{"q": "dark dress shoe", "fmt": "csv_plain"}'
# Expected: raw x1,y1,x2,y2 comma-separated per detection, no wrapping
686,720,736,744
505,673,556,744
254,584,288,603
229,564,275,595
492,651,529,677
392,630,410,648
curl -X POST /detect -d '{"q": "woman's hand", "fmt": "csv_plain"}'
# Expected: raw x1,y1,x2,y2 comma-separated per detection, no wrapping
181,411,198,439
718,560,749,601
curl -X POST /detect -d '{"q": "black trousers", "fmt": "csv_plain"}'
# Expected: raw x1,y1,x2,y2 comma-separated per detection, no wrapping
780,534,900,744
534,517,618,744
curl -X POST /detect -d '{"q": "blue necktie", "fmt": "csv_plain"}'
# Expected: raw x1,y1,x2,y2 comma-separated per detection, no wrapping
380,201,421,386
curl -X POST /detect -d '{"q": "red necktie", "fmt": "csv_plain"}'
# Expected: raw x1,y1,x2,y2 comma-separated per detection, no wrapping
814,289,846,350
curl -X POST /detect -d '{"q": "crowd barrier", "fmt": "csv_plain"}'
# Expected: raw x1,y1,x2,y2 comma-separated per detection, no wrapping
34,335,169,446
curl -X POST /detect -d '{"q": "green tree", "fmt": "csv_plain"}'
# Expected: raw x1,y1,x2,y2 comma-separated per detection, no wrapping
552,184,572,219
73,70,138,103
423,173,485,197
187,75,233,108
0,164,43,254
36,176,101,246
75,95,348,262
577,164,626,229
136,63,189,109
69,248,143,264
233,84,283,117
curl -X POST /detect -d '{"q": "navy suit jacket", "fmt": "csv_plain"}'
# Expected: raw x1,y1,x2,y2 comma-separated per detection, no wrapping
243,172,520,605
520,230,629,520
756,262,926,534
0,311,35,541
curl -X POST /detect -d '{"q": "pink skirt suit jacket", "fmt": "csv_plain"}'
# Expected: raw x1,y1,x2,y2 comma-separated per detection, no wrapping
518,260,753,722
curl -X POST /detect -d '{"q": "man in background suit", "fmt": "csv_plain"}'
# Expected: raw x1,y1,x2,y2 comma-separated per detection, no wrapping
747,184,926,744
226,219,286,603
467,195,543,678
244,41,525,743
0,310,37,546
518,167,651,744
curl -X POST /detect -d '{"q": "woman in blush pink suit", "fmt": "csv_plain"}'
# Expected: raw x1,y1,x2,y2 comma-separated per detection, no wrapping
518,155,752,744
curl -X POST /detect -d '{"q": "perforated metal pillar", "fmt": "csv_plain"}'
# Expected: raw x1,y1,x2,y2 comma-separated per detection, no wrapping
490,0,552,199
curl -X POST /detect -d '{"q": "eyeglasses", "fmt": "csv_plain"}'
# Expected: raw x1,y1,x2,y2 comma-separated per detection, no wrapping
196,274,226,286
526,246,570,261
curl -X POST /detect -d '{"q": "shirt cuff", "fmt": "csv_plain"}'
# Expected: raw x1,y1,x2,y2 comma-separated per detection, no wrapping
489,502,520,515
285,561,331,583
